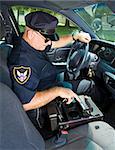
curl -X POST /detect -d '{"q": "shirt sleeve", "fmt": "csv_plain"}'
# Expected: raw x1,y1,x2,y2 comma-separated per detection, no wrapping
10,55,42,104
12,65,40,104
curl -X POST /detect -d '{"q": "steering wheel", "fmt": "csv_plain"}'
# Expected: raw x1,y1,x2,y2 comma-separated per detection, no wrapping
66,41,89,74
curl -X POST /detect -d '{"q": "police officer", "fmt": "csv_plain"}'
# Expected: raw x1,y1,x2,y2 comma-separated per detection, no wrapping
8,11,97,135
8,11,92,111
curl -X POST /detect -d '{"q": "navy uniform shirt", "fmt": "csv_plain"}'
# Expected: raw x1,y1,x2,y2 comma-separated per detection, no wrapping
8,39,60,104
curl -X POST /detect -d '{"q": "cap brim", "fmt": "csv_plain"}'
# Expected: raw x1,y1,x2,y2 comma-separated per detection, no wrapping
38,28,55,35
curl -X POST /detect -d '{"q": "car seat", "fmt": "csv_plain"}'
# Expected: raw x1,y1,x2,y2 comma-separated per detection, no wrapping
46,120,115,150
0,82,45,150
0,42,45,149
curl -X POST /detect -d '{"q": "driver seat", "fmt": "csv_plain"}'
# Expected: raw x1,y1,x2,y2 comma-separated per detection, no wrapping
0,82,45,150
0,41,45,149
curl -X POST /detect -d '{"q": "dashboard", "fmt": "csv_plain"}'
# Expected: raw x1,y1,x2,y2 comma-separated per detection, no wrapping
90,39,115,98
46,39,115,98
47,40,115,68
90,39,115,68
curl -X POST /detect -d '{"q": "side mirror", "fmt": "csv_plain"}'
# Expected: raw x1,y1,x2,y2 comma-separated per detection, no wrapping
91,18,102,32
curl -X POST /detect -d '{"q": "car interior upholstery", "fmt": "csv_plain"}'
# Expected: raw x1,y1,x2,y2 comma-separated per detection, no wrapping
0,82,45,150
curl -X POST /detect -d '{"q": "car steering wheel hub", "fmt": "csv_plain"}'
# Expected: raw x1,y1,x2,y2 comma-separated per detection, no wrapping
66,41,89,73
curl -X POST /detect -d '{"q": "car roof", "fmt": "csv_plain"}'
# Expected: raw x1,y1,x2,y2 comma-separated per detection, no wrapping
1,0,114,11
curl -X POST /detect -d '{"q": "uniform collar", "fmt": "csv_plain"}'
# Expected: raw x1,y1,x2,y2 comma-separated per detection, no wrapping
21,38,39,53
21,39,49,60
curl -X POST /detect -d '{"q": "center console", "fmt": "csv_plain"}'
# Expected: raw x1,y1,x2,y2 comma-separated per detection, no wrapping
47,95,103,131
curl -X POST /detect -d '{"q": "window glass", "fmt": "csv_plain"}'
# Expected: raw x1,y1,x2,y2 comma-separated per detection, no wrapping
73,2,115,42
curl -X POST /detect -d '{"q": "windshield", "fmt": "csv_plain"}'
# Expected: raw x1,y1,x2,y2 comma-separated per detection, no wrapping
73,2,115,42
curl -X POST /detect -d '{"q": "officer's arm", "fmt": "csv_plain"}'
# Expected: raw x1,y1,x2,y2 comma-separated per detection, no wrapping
51,32,91,49
51,35,74,48
23,86,80,111
23,87,59,111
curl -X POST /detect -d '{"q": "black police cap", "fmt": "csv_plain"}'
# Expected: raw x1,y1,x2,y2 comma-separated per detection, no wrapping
25,11,58,35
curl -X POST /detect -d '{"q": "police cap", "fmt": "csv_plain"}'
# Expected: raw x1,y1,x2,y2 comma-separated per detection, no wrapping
25,11,58,36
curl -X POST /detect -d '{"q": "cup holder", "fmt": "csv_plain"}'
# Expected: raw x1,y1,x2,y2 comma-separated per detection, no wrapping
61,99,82,120
68,110,79,119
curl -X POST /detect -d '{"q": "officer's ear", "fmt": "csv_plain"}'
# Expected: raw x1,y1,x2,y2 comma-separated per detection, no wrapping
27,29,34,40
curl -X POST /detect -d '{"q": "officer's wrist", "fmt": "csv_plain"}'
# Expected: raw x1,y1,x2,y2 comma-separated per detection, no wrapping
72,33,76,41
72,31,79,41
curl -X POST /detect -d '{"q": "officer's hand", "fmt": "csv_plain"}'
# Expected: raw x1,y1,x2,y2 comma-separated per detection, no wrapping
57,87,80,104
73,31,91,43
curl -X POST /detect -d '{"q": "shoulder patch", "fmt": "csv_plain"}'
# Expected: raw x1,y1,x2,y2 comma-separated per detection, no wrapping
13,66,31,84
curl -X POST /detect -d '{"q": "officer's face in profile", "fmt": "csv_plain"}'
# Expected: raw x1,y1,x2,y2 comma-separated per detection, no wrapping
23,27,52,51
29,29,52,51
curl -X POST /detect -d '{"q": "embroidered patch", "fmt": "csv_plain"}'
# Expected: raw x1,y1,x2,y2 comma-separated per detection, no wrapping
13,66,31,84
